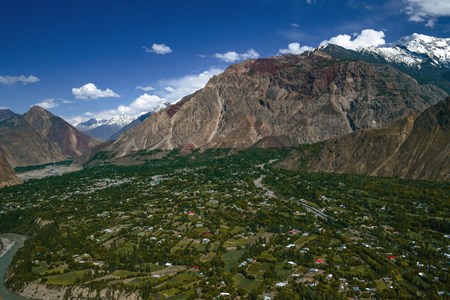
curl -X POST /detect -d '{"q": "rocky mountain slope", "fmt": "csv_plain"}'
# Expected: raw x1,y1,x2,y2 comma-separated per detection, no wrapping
108,47,447,157
0,109,20,123
292,97,449,181
0,106,99,167
0,147,21,188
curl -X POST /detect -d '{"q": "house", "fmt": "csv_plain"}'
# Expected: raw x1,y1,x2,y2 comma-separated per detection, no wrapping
315,258,325,264
388,255,396,260
286,244,295,248
275,282,288,287
288,229,300,235
187,211,195,216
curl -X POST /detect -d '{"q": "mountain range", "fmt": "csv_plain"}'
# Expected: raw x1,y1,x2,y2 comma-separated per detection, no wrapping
75,103,169,141
108,43,447,156
0,33,448,185
360,33,449,68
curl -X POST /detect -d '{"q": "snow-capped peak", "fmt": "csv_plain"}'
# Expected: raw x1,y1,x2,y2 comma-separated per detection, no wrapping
358,33,450,68
106,114,136,127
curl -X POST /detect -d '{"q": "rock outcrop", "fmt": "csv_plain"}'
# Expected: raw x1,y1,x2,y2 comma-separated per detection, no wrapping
109,48,447,157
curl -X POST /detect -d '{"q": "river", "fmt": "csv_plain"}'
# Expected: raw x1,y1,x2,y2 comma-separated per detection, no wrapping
0,233,31,300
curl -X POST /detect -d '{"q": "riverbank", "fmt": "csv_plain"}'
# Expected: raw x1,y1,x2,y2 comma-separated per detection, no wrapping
0,233,31,300
0,238,15,258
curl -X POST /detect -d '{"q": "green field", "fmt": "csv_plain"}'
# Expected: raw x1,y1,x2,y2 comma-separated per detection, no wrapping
222,249,245,272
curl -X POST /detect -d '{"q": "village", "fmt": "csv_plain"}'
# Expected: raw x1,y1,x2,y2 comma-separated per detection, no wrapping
0,148,448,299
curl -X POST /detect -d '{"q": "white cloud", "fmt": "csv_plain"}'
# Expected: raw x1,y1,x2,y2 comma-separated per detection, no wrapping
34,98,59,109
136,85,155,91
72,83,120,99
320,29,385,50
89,94,167,120
62,99,73,104
145,43,173,54
0,75,40,85
157,68,223,102
214,49,259,63
404,0,450,28
68,68,223,123
279,43,314,55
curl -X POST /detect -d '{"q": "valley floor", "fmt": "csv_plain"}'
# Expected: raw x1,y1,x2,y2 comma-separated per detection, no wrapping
0,148,448,299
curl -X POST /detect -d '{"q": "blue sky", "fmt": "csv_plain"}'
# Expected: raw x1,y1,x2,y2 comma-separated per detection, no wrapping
1,0,449,124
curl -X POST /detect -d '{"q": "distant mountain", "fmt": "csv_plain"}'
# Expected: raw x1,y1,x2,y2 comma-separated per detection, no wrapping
0,106,99,167
77,104,170,141
317,34,450,93
300,97,450,181
108,112,152,141
75,118,107,131
359,33,449,68
0,109,20,123
0,147,21,188
76,114,144,141
107,45,447,157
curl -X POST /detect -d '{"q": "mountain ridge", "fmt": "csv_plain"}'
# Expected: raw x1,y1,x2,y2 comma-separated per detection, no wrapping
0,106,99,167
289,97,450,181
107,46,447,157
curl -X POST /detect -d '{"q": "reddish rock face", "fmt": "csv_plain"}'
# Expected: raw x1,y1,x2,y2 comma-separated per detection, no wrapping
109,48,447,157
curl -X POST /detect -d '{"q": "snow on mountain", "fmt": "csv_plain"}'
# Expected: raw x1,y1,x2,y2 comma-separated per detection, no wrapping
358,33,450,68
105,114,136,127
75,118,108,131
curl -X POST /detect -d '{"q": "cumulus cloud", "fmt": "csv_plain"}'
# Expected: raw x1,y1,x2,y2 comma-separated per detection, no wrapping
136,85,155,91
279,43,314,55
72,83,120,99
320,29,385,50
144,43,173,54
34,98,59,109
0,75,40,85
157,68,223,102
85,93,167,120
69,68,223,123
404,0,450,28
214,49,259,63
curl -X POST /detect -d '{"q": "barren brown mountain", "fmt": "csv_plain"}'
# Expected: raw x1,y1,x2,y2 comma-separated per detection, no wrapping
109,48,447,157
0,106,99,167
285,97,450,181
